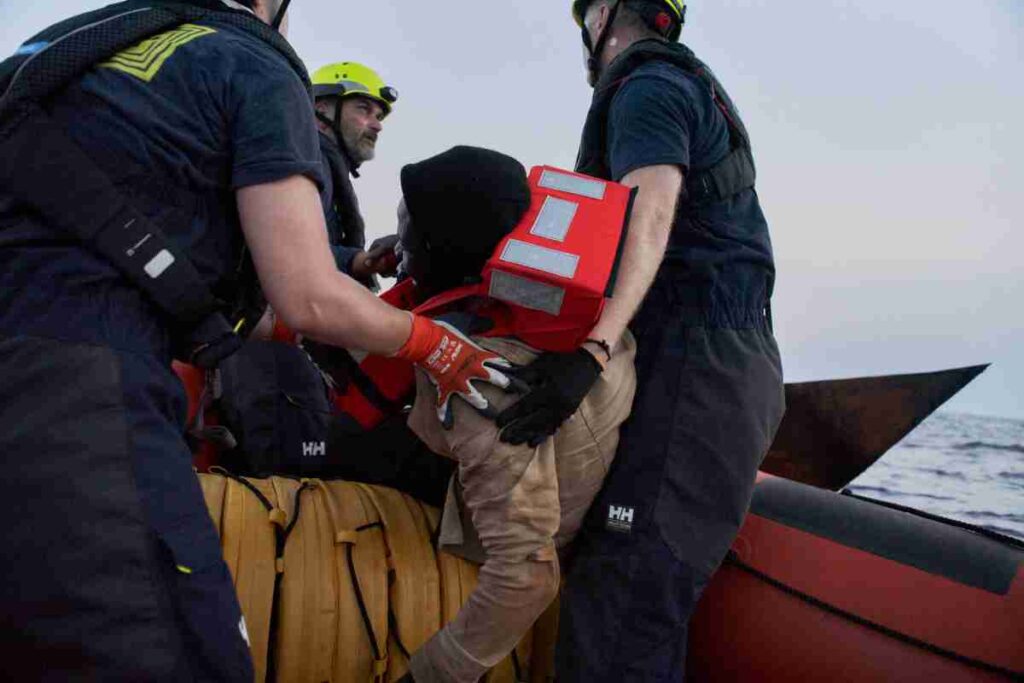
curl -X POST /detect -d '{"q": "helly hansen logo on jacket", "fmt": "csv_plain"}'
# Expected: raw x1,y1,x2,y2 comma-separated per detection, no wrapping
302,441,326,457
607,505,635,533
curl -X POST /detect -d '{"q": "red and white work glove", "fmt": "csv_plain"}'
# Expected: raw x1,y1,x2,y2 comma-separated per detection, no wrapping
394,314,513,428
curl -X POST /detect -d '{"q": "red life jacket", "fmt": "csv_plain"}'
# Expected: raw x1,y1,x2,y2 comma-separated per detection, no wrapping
334,165,634,429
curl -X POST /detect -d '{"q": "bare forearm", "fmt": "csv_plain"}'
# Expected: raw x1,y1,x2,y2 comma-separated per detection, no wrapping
237,176,411,355
589,165,682,348
590,219,669,346
283,268,411,353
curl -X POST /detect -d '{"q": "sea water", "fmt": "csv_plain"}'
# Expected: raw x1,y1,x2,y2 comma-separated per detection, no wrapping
847,411,1024,541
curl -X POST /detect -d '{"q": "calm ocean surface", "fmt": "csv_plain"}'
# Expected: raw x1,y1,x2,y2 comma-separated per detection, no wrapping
846,411,1024,541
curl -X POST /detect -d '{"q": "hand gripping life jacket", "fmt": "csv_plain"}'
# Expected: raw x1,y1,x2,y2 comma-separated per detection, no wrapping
0,0,312,367
334,165,636,430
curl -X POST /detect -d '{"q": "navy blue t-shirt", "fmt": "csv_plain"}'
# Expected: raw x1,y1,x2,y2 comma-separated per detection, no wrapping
0,18,324,356
606,60,775,329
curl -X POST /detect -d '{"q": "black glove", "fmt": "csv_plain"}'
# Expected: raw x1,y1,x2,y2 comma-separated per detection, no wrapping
496,348,603,447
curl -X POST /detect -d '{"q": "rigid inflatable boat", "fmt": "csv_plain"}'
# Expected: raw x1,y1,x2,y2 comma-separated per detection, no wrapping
178,362,1022,681
201,470,1023,683
687,473,1024,681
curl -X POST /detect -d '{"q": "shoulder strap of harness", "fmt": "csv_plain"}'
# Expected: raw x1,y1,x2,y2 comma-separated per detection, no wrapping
577,39,756,206
0,1,312,367
318,133,366,251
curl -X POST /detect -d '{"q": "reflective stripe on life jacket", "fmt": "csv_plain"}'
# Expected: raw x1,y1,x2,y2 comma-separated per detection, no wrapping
415,165,635,352
334,166,634,429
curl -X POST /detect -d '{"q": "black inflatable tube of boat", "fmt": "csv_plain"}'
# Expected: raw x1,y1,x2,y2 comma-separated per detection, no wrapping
749,477,1023,595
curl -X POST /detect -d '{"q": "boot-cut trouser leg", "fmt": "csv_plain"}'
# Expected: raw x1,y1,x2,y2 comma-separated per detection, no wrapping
0,335,254,681
407,349,563,683
555,321,784,682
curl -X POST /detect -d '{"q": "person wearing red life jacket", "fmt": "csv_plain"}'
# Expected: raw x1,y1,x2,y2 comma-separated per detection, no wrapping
365,146,638,683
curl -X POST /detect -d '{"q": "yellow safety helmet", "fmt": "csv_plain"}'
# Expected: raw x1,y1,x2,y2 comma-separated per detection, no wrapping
311,62,398,116
572,0,686,41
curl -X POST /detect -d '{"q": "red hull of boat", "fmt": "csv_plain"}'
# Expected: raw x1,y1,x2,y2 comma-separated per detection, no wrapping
687,474,1024,681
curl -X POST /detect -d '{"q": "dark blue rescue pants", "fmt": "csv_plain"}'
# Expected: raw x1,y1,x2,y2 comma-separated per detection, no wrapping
555,294,785,681
0,335,253,681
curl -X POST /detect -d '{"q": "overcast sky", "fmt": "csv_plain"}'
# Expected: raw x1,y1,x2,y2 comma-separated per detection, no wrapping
3,0,1021,418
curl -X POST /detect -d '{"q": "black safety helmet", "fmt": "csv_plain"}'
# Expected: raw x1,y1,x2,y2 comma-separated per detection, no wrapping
573,0,686,41
574,0,686,78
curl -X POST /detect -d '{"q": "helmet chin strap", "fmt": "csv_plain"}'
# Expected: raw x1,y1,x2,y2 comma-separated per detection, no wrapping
582,0,622,83
316,103,362,176
271,0,292,30
217,0,291,30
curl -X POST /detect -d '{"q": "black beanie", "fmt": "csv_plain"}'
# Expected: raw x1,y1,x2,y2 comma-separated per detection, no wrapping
400,146,531,291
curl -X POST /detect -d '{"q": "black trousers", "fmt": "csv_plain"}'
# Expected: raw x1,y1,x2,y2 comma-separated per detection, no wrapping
0,335,253,681
555,297,785,681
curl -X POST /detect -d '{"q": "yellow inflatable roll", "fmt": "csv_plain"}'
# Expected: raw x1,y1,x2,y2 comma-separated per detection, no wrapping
199,473,547,683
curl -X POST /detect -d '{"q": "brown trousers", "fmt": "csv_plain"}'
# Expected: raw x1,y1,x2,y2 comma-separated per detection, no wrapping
406,334,637,683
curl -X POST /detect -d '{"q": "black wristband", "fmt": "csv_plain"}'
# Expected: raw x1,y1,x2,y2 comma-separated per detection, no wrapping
584,338,612,363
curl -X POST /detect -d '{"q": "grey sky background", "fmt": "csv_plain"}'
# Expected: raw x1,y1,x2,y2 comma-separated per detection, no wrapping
3,1,1022,418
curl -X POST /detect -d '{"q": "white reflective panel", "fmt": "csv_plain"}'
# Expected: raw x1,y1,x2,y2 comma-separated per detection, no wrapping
538,170,606,200
489,270,565,316
499,239,579,279
530,196,578,242
144,250,175,279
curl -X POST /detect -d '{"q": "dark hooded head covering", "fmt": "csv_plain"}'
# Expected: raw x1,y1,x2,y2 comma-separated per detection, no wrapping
400,146,531,293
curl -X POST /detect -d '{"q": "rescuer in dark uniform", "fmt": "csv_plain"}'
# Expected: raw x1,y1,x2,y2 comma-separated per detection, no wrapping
0,1,511,678
494,2,786,679
210,61,409,486
311,60,400,287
